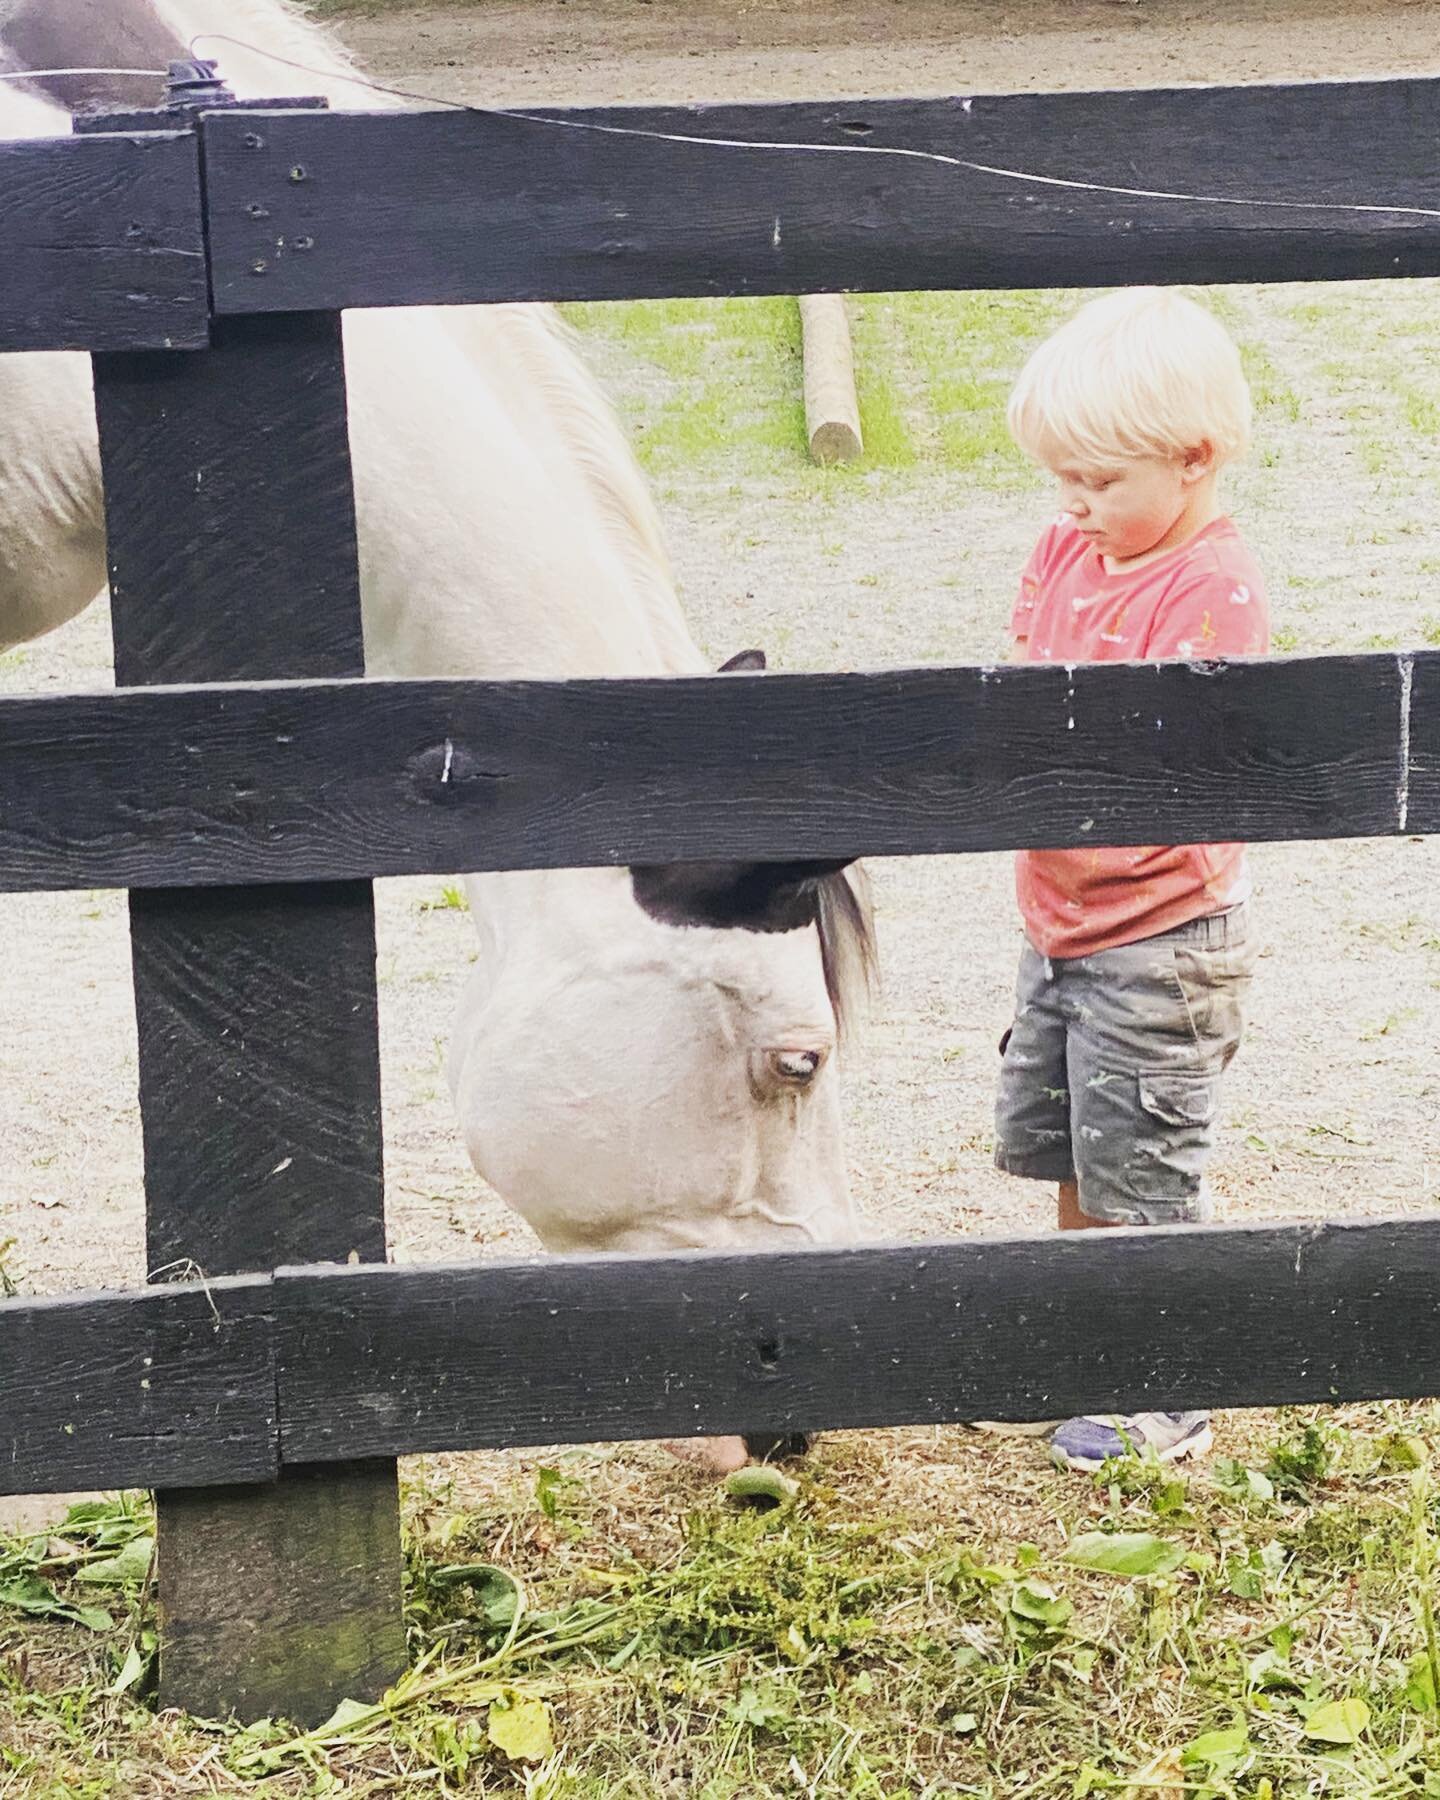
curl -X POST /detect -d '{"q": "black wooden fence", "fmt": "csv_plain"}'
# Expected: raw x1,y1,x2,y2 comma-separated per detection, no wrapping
1,72,1437,1725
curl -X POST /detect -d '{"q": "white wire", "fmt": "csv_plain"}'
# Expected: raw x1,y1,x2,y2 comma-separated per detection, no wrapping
0,67,164,82
18,37,1440,227
495,111,1440,223
186,32,1440,225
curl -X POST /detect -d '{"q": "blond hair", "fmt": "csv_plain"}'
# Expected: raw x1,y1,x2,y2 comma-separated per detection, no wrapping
1007,288,1252,471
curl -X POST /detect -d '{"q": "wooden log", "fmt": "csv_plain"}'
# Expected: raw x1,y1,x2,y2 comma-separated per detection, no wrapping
0,651,1433,893
799,294,863,463
91,305,404,1725
201,79,1440,314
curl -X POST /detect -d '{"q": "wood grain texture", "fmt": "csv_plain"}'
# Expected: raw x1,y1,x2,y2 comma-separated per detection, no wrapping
0,652,1431,894
91,306,403,1722
1412,649,1439,831
273,1218,1440,1457
128,884,386,1277
0,1277,275,1496
92,314,386,1275
6,1213,1440,1490
155,1460,404,1726
0,130,206,351
93,314,371,687
202,79,1440,313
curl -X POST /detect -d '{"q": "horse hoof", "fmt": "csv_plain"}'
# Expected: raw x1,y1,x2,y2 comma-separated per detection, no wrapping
742,1431,815,1463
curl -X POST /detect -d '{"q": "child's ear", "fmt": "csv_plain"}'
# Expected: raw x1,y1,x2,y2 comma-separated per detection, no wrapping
1182,440,1217,481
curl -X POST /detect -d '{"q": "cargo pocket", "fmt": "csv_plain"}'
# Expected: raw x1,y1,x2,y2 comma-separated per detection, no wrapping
1136,1071,1217,1129
1128,1069,1219,1216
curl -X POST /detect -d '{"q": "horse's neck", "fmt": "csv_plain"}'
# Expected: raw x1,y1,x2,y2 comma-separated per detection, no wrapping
343,306,703,682
1,0,706,770
144,8,706,937
144,3,702,681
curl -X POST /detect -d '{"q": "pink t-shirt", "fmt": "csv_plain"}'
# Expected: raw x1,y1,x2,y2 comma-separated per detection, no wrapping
1011,514,1270,959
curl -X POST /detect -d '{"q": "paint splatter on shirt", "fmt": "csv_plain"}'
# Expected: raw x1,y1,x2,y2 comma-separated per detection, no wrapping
1010,514,1270,958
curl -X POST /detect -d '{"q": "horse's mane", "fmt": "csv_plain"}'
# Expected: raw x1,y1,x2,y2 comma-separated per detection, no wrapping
192,0,695,671
442,304,700,675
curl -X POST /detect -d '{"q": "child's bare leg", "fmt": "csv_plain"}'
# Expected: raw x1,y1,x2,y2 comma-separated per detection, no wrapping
1057,1180,1121,1231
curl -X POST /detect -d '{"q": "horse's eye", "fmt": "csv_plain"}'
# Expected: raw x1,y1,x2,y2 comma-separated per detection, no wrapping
772,1048,823,1083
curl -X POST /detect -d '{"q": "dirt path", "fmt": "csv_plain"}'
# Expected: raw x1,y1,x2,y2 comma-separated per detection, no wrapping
3,2,1440,1527
341,0,1440,105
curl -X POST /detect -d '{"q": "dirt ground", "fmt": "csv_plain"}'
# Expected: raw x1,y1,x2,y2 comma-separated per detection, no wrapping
339,0,1440,106
3,0,1440,1526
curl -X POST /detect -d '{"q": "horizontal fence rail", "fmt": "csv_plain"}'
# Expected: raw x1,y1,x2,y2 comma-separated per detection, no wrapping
0,652,1432,893
5,1218,1440,1495
1,1277,276,1493
202,77,1440,314
0,130,207,352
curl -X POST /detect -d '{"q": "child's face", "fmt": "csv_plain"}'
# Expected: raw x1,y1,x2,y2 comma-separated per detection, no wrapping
1045,449,1212,565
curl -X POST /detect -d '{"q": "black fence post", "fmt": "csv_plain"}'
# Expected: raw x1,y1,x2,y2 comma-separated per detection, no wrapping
82,76,404,1724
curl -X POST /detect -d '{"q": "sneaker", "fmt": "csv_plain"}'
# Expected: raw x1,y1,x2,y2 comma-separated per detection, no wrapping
1048,1411,1213,1473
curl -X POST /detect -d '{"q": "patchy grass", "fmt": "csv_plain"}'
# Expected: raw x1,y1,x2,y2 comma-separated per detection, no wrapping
1282,279,1440,498
563,289,1068,495
419,883,471,915
9,1408,1440,1794
566,283,1347,506
563,297,808,489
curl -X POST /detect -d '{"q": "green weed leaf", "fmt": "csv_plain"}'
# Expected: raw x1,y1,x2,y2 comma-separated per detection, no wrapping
487,1692,554,1762
1009,1578,1073,1627
1380,1433,1428,1471
1182,1723,1250,1767
1406,1652,1438,1714
1248,1647,1301,1692
1215,1457,1275,1502
312,1697,377,1737
1063,1532,1184,1577
1303,1696,1369,1743
534,1467,562,1521
725,1466,800,1509
428,1562,519,1631
108,1631,156,1697
0,1575,113,1631
76,1535,153,1586
726,1685,791,1731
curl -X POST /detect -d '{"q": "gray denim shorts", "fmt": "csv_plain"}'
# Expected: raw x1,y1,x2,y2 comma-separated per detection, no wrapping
993,906,1256,1225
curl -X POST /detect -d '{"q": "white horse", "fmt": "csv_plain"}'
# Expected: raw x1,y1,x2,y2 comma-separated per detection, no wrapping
0,0,872,1468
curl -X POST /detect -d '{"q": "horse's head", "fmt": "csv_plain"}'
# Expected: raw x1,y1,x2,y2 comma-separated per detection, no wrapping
448,645,873,1261
447,855,873,1258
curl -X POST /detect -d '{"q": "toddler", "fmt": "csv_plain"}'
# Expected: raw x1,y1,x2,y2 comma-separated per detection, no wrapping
993,288,1270,1471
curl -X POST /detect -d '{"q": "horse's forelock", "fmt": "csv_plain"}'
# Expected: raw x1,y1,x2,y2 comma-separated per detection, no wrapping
815,868,876,1041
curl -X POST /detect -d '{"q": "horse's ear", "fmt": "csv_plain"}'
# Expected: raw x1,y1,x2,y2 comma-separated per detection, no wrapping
631,859,851,934
718,648,766,673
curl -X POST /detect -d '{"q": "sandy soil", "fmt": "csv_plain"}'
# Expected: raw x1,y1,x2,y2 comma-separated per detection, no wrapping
3,0,1439,1522
341,0,1440,106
